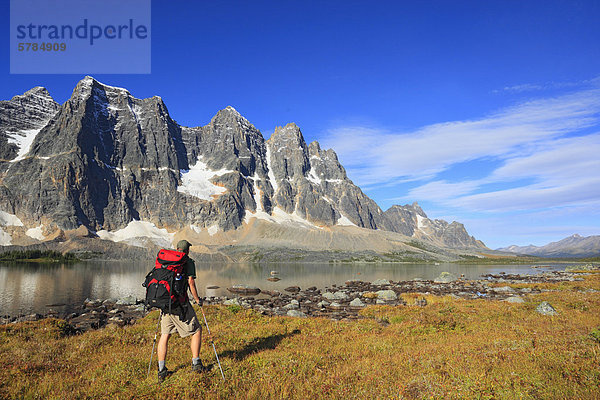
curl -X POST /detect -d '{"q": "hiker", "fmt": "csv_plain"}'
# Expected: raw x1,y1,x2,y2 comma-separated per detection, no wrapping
157,239,207,382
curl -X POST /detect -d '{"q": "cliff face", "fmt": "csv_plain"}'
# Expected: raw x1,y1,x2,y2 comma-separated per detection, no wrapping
0,86,60,162
0,77,487,253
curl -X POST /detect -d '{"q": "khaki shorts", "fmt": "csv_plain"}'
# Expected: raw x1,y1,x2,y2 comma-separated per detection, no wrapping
160,303,201,338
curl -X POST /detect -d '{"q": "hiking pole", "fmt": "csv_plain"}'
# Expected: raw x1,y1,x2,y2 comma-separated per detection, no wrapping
147,310,162,379
200,306,225,381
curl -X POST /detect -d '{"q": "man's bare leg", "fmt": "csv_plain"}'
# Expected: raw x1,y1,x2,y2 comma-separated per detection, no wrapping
158,333,170,365
190,329,201,358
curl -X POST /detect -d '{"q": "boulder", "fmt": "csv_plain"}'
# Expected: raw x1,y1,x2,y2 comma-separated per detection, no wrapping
505,296,525,303
375,290,397,301
493,286,516,293
223,298,242,306
284,300,300,310
323,291,349,301
349,298,365,308
434,272,458,283
227,285,261,295
536,301,558,316
287,310,307,318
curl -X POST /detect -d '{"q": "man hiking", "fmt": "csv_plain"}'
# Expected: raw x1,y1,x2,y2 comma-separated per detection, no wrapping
157,239,208,383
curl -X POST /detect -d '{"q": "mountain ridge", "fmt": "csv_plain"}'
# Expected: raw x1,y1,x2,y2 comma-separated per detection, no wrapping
0,76,488,258
497,234,600,258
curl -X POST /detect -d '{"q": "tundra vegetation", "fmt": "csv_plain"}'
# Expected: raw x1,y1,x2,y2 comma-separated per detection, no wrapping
1,272,599,399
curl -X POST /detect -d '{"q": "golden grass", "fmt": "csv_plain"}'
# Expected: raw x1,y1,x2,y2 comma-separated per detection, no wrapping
1,274,599,399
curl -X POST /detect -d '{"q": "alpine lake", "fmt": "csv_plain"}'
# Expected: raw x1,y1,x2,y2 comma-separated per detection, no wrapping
0,260,577,318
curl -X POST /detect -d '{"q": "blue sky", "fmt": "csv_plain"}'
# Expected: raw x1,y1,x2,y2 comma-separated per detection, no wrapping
1,0,599,248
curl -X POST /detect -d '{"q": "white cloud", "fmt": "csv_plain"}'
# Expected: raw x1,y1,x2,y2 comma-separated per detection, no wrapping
406,181,480,202
493,77,600,93
455,177,600,212
321,87,600,216
494,83,545,93
490,134,600,183
322,88,600,187
401,133,600,211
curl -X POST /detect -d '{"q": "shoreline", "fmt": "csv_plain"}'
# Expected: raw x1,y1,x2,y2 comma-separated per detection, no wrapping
2,267,597,331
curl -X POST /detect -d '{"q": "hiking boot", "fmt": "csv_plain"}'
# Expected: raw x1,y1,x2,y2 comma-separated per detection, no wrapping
192,362,209,373
158,367,170,383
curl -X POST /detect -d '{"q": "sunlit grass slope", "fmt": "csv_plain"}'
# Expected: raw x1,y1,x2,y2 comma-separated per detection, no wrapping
1,274,599,399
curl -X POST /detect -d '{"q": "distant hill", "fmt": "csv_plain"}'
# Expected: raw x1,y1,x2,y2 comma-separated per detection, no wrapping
497,234,600,258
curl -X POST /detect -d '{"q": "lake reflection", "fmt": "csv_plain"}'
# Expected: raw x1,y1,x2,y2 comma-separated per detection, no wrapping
0,260,568,317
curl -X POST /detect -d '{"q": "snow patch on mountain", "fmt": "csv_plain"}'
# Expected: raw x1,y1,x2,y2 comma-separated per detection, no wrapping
416,214,427,230
177,159,233,200
307,167,322,185
0,211,24,227
266,145,278,193
336,214,356,226
0,210,22,246
96,220,175,248
244,206,320,229
26,225,46,241
251,174,264,212
207,225,219,236
7,128,44,162
0,228,11,246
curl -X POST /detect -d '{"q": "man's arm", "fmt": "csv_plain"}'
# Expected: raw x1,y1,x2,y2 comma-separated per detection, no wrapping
188,276,202,305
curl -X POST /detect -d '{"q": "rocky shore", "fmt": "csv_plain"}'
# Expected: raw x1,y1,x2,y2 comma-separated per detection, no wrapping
0,296,146,332
1,268,597,331
214,269,595,320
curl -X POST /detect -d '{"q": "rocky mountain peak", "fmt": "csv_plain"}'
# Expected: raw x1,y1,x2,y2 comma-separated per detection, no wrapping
210,106,254,128
267,123,310,182
200,107,266,176
383,203,486,249
272,122,303,140
307,141,347,183
498,234,600,257
269,123,308,155
0,85,60,162
17,86,52,100
223,105,242,116
1,78,487,252
410,202,426,217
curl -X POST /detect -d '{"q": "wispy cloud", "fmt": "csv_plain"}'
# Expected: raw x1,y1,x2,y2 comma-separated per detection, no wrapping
406,133,600,211
321,86,600,216
494,83,546,93
492,77,600,93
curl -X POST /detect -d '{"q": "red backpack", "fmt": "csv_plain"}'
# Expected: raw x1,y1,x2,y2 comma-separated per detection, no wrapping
142,249,189,313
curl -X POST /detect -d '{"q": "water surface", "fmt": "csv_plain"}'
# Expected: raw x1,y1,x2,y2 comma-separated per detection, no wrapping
0,260,571,317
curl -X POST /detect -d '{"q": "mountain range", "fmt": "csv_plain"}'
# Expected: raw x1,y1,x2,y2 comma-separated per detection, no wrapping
0,77,488,261
497,234,600,258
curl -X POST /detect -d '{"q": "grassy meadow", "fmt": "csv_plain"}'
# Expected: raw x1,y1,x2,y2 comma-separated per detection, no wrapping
1,272,599,399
